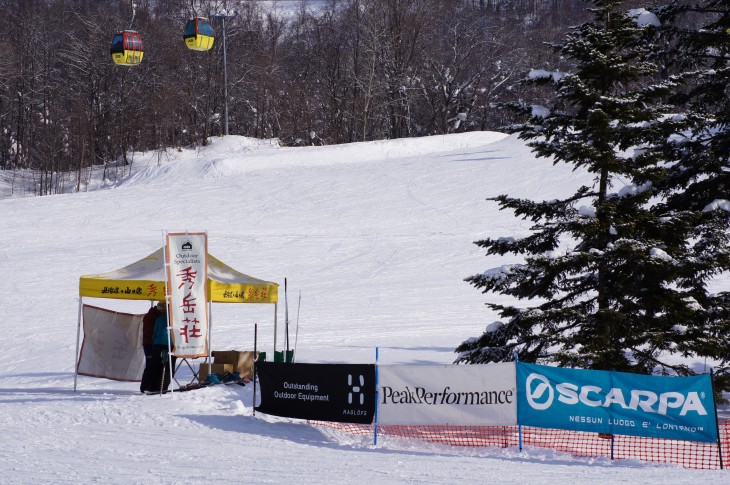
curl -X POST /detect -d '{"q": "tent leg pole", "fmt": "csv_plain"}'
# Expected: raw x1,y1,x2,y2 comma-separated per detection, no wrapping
207,301,212,380
253,323,257,416
273,302,278,356
165,297,174,395
73,297,83,392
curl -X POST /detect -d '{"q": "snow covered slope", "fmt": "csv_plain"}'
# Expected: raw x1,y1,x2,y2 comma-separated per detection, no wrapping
0,133,725,483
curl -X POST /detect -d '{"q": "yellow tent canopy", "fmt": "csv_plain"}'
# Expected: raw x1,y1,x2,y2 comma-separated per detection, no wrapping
74,247,280,391
79,247,278,303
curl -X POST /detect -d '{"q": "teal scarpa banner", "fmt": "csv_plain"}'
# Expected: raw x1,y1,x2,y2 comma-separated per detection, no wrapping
517,363,718,442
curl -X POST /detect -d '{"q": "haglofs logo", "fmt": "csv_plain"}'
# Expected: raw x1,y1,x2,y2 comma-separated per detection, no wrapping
525,372,554,410
181,241,193,250
523,372,708,416
348,374,365,405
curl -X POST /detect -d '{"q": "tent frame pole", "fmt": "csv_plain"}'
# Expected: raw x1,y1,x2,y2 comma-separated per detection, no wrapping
165,294,174,395
206,300,212,379
253,323,257,415
273,302,278,355
73,297,83,392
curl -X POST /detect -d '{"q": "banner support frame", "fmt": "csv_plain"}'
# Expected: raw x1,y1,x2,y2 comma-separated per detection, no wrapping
73,297,83,392
711,368,724,469
374,347,380,446
515,353,522,452
253,323,258,417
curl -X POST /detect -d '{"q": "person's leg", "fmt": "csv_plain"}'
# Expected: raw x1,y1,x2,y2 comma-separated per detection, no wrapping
148,345,165,393
140,344,153,392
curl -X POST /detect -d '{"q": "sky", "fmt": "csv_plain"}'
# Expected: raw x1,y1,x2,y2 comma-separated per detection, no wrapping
0,132,727,483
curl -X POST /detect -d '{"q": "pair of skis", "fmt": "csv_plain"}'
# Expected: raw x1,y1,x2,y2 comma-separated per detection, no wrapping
144,376,248,395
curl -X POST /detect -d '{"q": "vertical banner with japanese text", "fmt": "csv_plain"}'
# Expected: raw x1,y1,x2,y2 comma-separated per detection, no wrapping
165,232,209,358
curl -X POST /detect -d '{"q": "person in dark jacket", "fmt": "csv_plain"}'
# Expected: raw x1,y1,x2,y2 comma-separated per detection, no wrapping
148,303,176,393
139,301,162,393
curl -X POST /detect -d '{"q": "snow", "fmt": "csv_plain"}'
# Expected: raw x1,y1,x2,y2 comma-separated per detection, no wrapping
0,132,726,483
258,0,337,18
578,205,596,218
531,105,551,118
629,8,661,27
649,247,674,261
703,199,730,213
482,264,525,283
615,181,652,198
527,69,567,83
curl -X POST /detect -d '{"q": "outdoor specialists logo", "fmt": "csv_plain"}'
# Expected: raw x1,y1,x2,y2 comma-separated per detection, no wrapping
524,372,708,416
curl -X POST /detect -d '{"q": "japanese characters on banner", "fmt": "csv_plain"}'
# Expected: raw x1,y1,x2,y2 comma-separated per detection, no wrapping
165,232,209,358
378,363,517,426
517,362,718,443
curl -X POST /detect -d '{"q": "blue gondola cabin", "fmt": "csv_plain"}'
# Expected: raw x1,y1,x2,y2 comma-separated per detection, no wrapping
110,30,144,66
184,18,214,51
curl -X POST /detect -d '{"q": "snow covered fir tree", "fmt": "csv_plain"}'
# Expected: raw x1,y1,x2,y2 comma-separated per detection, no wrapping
456,0,730,393
650,0,730,391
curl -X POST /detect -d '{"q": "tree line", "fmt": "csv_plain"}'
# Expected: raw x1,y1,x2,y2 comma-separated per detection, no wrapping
0,0,586,195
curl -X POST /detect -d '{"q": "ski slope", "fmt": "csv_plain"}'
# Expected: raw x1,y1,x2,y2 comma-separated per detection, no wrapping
0,132,726,483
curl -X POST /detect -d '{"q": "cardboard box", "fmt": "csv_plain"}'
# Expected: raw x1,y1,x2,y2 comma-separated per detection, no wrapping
211,350,239,365
198,362,234,381
211,350,259,380
235,351,257,380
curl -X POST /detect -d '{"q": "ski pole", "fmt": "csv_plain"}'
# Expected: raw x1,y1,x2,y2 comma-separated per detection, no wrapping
293,291,301,363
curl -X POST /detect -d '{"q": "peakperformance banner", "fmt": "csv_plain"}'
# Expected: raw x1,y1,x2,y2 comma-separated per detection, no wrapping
378,363,517,425
256,362,376,424
517,362,718,442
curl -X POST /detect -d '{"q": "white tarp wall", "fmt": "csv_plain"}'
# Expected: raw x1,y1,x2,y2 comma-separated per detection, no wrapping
76,305,145,382
378,362,517,426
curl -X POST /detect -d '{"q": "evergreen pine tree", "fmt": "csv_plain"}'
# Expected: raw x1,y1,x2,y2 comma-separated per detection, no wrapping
645,0,730,389
457,0,707,376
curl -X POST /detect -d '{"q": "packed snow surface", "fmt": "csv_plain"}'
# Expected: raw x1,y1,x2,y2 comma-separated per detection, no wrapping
0,132,726,483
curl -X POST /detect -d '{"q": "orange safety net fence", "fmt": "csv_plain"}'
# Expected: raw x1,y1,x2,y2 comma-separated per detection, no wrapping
309,420,730,470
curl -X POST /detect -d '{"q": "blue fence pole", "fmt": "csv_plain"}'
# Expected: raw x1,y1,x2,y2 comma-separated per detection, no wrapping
711,369,724,470
374,347,380,446
515,352,522,452
606,369,615,460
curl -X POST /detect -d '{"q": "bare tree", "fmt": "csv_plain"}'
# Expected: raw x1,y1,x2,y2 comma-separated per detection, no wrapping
0,0,602,196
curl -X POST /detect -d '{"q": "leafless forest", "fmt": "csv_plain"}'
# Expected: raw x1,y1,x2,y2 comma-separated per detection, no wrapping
0,0,588,194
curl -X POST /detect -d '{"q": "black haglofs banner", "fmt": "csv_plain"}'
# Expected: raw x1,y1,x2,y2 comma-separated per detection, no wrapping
255,362,375,424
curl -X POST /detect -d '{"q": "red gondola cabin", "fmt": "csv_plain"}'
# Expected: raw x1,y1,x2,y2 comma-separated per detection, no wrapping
110,30,144,66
